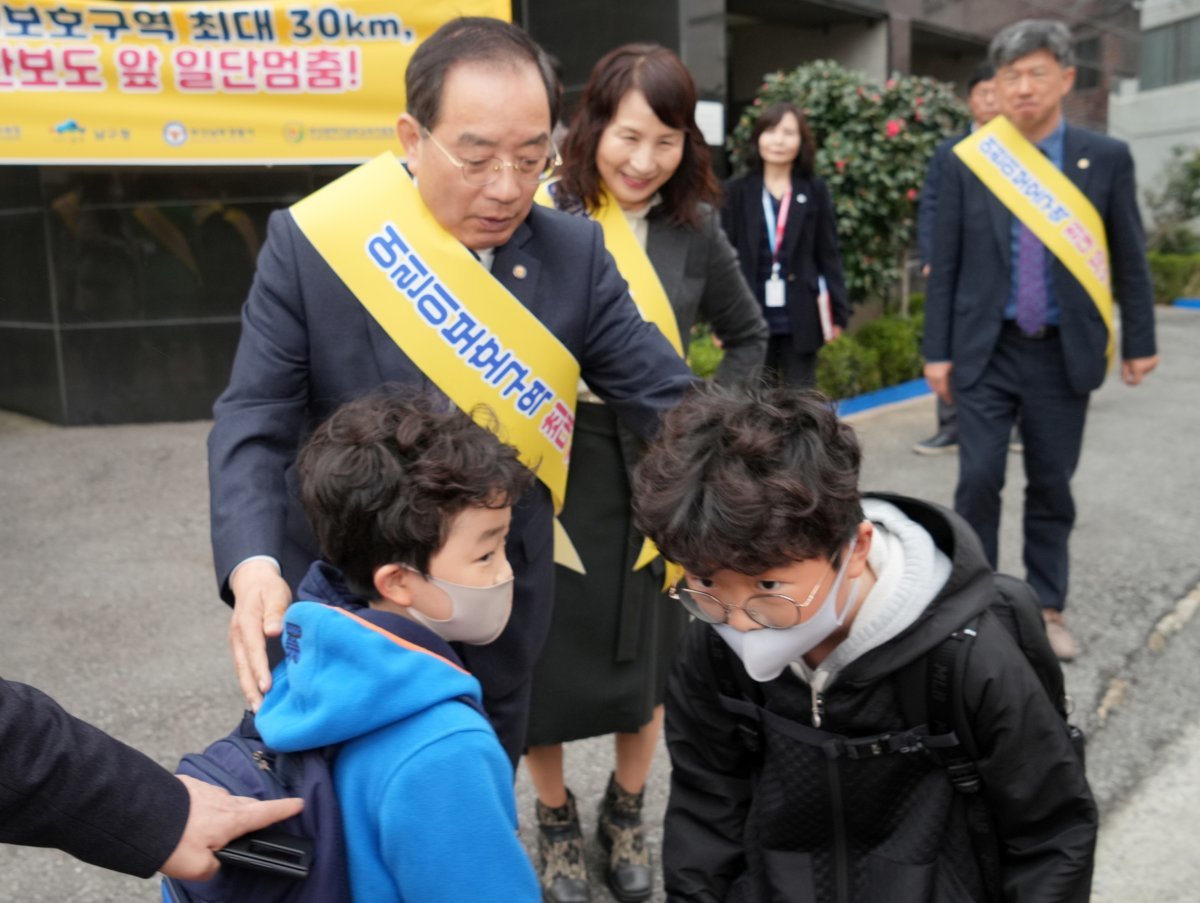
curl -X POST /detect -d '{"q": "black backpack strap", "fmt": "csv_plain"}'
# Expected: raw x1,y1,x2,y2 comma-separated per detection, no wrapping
709,629,929,762
904,617,1002,903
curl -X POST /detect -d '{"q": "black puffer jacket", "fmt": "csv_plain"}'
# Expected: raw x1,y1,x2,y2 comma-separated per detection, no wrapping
662,495,1096,903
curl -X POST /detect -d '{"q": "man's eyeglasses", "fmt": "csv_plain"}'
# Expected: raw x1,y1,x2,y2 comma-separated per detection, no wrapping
422,128,560,186
667,563,834,630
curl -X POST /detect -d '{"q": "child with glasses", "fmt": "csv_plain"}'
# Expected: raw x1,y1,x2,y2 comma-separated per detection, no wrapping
631,384,1096,903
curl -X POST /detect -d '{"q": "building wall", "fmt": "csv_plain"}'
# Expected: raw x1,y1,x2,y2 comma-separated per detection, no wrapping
0,165,346,424
729,20,888,108
1108,0,1200,212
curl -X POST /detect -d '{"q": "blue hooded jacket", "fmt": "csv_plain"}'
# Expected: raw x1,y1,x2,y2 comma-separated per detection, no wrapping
255,563,539,902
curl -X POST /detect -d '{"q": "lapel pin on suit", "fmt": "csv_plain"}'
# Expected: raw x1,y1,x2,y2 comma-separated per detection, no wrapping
1077,158,1090,170
512,264,528,279
796,193,808,204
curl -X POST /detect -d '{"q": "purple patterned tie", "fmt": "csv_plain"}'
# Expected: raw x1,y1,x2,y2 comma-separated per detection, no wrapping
1015,223,1048,335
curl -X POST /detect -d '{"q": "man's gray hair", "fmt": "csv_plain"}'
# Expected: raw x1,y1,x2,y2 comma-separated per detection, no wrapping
989,20,1075,70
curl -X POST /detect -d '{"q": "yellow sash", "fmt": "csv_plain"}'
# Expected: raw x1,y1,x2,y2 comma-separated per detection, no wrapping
291,152,585,572
534,180,684,589
536,182,683,354
954,116,1114,363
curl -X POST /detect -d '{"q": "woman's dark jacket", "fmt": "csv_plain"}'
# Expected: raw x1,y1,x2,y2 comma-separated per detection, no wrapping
662,494,1096,903
721,172,850,354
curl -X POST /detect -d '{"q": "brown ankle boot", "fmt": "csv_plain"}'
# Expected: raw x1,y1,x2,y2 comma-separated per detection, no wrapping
535,790,590,902
597,773,652,902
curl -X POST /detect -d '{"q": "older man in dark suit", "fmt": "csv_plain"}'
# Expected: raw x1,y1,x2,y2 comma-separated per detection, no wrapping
922,20,1158,660
912,62,998,456
207,17,695,763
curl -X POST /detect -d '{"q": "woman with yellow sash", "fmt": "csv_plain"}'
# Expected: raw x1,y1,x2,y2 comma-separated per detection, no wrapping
527,43,767,903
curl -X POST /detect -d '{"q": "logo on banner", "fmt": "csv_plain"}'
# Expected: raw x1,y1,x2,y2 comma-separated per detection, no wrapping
162,121,188,146
283,123,306,144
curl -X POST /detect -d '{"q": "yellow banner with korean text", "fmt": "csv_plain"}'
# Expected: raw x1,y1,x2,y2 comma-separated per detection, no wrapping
0,0,508,163
290,152,585,573
954,115,1114,364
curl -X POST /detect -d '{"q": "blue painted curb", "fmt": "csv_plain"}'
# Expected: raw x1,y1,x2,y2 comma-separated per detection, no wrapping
834,377,931,417
1174,299,1200,310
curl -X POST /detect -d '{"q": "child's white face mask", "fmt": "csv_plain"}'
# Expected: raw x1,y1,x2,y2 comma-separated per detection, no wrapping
405,570,515,646
714,538,859,681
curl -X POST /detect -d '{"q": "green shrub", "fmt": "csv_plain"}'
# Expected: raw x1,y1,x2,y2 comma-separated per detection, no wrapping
1147,252,1200,304
907,291,925,318
686,324,724,379
816,335,882,399
854,316,924,387
1145,146,1200,253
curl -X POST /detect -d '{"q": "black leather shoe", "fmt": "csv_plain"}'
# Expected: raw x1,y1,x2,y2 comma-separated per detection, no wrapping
912,429,958,456
535,791,591,903
597,774,652,902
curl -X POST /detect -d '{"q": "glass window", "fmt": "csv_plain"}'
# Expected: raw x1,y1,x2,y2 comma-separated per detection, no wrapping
1182,16,1200,84
1141,26,1172,90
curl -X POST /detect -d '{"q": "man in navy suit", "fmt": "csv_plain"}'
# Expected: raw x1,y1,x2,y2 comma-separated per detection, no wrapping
912,62,997,456
207,17,694,763
922,20,1158,660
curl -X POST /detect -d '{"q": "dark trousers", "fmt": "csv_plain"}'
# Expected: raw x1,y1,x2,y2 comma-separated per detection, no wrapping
936,397,958,434
766,334,817,388
953,326,1089,611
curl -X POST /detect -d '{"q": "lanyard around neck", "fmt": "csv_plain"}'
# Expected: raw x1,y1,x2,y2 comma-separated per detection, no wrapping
761,185,791,263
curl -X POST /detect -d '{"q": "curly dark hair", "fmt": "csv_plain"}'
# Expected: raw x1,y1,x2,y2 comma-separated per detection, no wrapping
631,383,862,575
298,387,533,598
559,43,720,229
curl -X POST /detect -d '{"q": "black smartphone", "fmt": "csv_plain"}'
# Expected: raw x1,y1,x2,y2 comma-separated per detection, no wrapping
215,829,313,880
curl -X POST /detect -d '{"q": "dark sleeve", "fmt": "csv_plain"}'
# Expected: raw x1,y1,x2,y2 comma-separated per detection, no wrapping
578,223,699,440
1105,144,1157,360
813,178,850,328
695,208,768,386
917,142,946,269
0,679,189,877
921,157,965,363
207,210,312,602
663,623,753,902
963,620,1097,903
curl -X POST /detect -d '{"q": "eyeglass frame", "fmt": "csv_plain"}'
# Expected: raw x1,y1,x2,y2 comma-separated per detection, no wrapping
667,560,836,630
420,127,560,186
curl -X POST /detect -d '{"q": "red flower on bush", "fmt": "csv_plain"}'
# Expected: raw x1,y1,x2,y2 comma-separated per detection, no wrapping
906,187,918,201
885,119,904,138
835,159,847,172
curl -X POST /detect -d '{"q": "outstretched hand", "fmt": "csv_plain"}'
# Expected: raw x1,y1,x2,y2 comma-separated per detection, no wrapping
159,776,304,881
228,560,292,709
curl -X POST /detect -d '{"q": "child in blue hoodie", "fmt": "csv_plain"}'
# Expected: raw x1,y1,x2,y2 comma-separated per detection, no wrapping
253,388,540,902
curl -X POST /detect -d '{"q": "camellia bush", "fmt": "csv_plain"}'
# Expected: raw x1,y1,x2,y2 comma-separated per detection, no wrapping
730,60,967,305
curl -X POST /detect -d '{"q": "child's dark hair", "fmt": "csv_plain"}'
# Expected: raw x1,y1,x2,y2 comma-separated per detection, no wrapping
632,384,862,575
298,387,532,597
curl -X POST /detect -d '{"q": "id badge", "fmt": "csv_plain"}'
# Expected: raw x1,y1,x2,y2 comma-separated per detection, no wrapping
765,275,786,308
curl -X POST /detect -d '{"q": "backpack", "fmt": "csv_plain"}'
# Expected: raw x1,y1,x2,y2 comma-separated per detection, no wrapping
161,710,350,903
706,571,1085,902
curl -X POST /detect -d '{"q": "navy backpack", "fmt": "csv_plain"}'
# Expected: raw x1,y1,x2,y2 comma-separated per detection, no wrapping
161,710,350,903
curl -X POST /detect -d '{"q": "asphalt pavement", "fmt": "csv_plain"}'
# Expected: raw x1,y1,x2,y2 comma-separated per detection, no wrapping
1,306,1197,902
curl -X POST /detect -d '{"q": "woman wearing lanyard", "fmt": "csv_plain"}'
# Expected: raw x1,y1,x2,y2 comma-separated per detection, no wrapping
529,44,767,903
722,101,850,387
